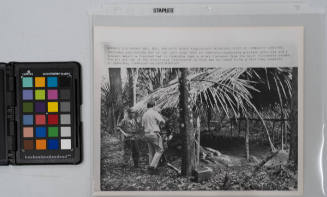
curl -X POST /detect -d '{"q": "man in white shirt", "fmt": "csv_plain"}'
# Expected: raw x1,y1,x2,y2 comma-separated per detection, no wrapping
141,100,165,173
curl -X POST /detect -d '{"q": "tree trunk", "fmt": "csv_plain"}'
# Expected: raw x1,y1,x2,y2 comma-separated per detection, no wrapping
284,121,287,149
108,68,123,134
127,68,136,107
280,105,285,151
133,69,138,105
289,68,298,166
272,121,275,143
230,119,233,136
281,122,284,151
207,107,212,132
179,68,196,176
238,119,241,136
196,116,201,168
245,118,250,161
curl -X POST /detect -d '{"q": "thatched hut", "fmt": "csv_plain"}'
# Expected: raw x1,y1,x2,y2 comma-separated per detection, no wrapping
132,67,294,153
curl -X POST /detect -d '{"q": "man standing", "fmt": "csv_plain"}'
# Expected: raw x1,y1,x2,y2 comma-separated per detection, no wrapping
142,101,165,173
117,108,139,168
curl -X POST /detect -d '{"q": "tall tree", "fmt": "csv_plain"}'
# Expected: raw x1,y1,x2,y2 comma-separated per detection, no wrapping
289,68,298,166
108,68,123,133
179,68,196,176
195,116,201,168
245,118,250,160
127,68,138,107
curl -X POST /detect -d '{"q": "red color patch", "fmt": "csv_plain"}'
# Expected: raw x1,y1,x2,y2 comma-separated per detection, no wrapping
48,114,58,125
35,115,46,125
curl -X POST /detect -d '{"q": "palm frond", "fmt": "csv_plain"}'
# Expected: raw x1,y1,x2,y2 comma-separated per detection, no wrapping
132,67,257,119
131,67,294,152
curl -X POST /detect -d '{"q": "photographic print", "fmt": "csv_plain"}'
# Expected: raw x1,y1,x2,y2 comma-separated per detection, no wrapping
100,67,298,191
93,26,303,195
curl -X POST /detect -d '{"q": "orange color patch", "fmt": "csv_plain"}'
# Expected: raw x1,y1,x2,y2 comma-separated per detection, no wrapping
36,139,46,150
35,77,45,87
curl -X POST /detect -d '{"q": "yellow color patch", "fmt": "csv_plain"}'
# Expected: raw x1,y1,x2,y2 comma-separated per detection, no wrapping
35,77,45,87
48,102,58,112
36,139,46,150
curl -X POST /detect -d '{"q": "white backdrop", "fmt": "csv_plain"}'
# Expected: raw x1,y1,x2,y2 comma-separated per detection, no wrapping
0,0,92,197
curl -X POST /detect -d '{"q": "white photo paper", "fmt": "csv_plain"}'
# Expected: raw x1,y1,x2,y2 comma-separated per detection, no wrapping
93,26,303,196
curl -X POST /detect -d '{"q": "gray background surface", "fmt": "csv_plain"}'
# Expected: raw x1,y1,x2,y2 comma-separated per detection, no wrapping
0,0,92,197
0,0,326,197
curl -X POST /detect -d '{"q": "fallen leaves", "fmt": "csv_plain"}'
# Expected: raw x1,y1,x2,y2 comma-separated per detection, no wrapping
101,134,297,191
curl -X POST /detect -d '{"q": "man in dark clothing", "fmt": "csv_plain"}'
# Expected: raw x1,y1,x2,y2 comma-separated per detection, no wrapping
117,108,140,167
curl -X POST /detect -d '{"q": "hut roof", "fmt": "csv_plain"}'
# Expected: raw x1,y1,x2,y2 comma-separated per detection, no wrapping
132,67,293,117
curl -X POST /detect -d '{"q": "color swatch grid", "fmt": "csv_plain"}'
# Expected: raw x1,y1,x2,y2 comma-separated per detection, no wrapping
22,75,72,151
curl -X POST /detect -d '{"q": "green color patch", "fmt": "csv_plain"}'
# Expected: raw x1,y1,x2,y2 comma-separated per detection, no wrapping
22,77,33,88
35,89,45,100
48,127,58,137
23,102,33,113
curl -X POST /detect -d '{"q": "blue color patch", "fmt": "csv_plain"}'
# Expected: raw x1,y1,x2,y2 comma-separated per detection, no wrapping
47,77,58,87
23,115,33,125
22,77,33,88
23,90,33,100
48,139,59,150
35,127,46,138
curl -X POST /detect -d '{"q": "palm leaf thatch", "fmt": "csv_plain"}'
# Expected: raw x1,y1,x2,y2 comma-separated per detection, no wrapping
132,67,293,152
133,68,258,117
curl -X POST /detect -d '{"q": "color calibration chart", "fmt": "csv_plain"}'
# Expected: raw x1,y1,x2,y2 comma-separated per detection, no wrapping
21,72,73,153
0,62,80,165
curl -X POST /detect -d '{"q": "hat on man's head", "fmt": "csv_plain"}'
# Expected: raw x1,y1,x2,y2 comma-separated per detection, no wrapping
127,108,134,114
147,100,155,108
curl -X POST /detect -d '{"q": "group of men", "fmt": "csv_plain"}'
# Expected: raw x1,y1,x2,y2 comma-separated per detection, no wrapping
117,101,165,173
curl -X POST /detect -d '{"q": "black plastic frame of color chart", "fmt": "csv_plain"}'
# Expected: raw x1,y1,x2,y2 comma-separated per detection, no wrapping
0,63,7,165
13,62,82,165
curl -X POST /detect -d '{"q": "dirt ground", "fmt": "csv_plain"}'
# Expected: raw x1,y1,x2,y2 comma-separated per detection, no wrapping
100,133,297,191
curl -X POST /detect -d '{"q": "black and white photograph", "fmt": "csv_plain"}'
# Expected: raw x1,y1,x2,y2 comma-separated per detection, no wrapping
100,66,299,191
93,26,303,194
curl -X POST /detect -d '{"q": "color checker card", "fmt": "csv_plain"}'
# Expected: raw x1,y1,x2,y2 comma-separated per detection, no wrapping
0,62,82,165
